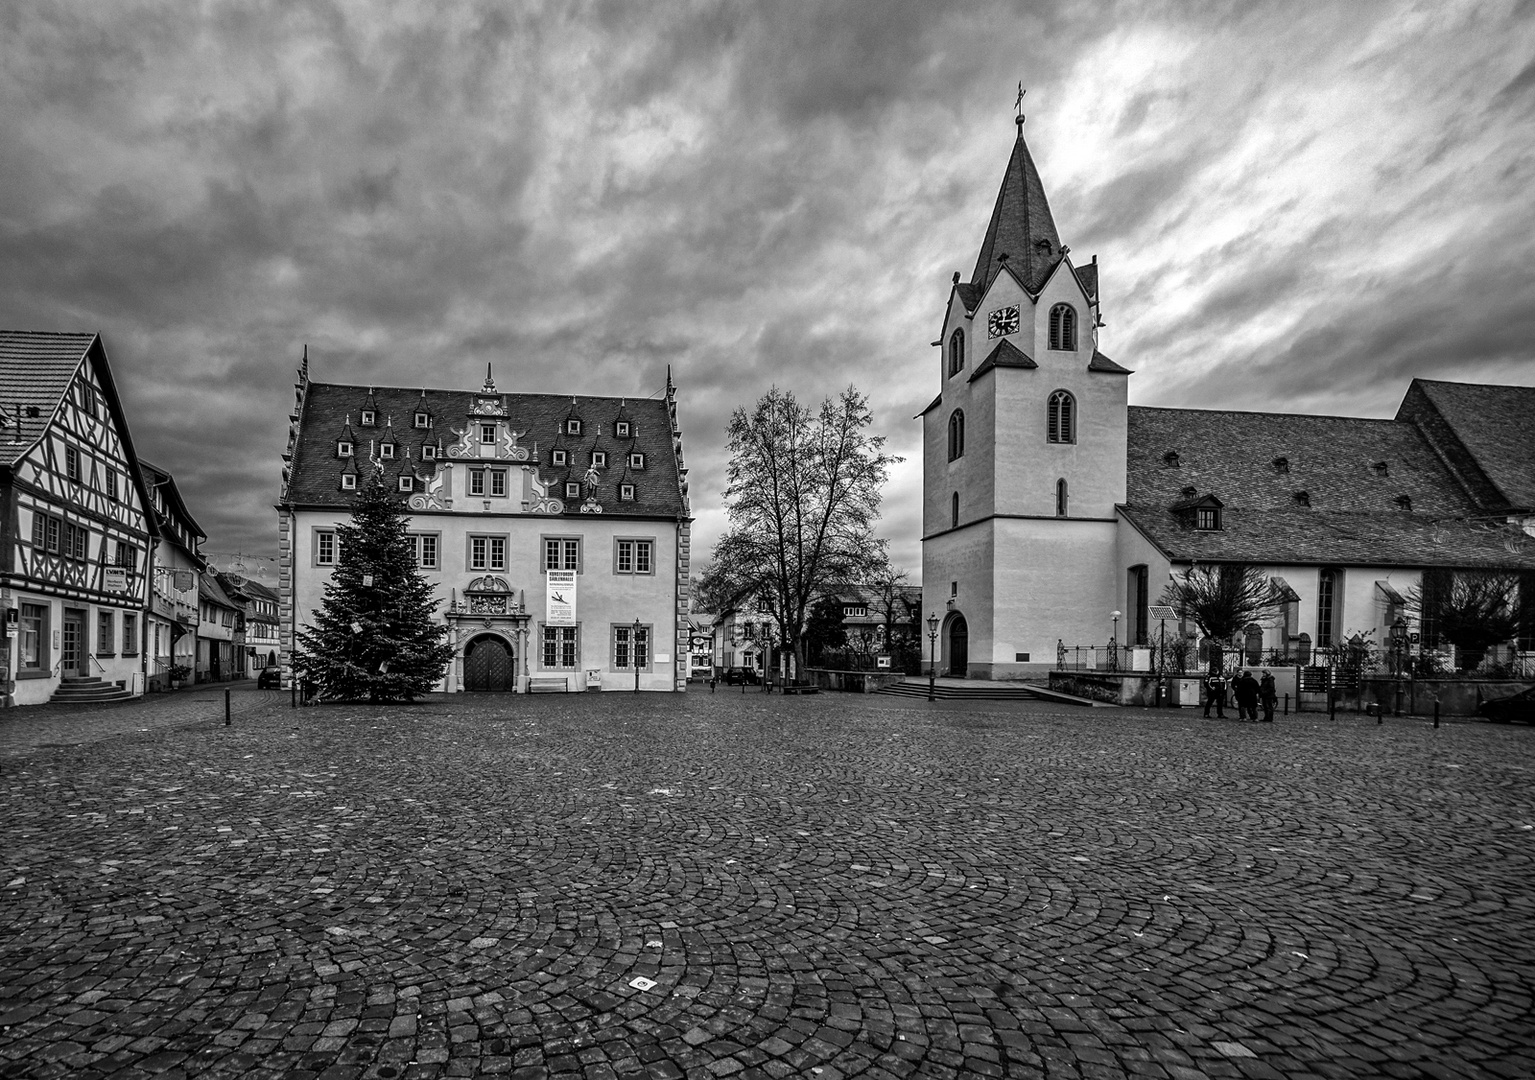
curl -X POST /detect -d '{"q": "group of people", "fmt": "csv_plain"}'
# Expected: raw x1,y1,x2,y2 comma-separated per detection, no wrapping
1203,669,1277,722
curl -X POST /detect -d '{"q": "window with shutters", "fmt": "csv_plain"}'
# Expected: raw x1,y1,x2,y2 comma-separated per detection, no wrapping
1047,390,1075,443
1049,304,1077,350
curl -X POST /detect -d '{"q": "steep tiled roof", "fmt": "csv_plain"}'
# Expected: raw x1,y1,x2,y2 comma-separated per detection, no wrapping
1407,379,1535,512
0,331,95,467
286,382,686,518
1073,261,1099,299
139,458,208,543
199,574,239,610
1123,406,1535,569
1087,349,1131,374
969,339,1037,382
969,126,1064,297
953,282,982,312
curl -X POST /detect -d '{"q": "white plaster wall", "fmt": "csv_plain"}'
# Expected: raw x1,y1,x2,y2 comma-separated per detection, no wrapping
993,517,1118,672
921,524,995,671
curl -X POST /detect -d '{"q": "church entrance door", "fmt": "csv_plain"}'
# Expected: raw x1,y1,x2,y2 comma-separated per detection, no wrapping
948,615,968,677
464,635,516,692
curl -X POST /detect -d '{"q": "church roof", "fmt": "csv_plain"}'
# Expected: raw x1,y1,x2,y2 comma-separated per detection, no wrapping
969,123,1064,297
1087,349,1131,374
285,382,687,519
969,339,1037,382
1121,406,1535,569
1400,378,1535,512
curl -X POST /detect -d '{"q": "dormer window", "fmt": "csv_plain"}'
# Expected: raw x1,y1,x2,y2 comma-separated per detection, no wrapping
414,412,430,429
844,605,867,618
565,482,581,499
360,410,376,426
592,451,606,468
379,443,395,460
552,449,567,465
1395,493,1413,511
1372,461,1389,476
421,444,436,460
1196,507,1221,531
630,453,646,469
620,483,635,500
340,474,356,490
1048,304,1077,351
1163,450,1180,467
337,441,353,457
1172,491,1223,531
1273,456,1290,474
616,421,631,437
479,424,495,444
565,419,582,436
398,476,414,492
1181,485,1197,497
1294,491,1311,508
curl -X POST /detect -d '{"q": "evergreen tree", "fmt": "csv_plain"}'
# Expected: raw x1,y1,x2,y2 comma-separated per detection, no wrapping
294,474,454,702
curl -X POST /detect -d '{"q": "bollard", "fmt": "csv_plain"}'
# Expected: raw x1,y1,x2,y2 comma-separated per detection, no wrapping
291,679,296,709
1283,692,1289,716
1434,701,1440,729
224,688,231,727
1329,690,1336,722
1376,703,1383,725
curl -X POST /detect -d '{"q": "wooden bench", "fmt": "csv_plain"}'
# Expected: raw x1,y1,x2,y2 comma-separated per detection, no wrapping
527,677,570,694
781,683,820,695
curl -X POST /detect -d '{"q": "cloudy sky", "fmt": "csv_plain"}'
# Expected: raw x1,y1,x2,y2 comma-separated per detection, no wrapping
3,0,1533,578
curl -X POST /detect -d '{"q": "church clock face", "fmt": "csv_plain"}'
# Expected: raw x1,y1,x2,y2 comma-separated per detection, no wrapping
988,305,1020,338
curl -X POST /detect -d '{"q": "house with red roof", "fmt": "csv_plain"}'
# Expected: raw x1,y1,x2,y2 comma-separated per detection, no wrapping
277,356,694,692
923,114,1535,679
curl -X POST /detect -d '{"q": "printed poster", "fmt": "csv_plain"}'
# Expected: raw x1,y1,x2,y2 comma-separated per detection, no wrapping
546,570,576,626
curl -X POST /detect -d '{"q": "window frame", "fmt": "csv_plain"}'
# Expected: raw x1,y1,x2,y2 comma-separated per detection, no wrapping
467,533,509,572
468,469,486,497
552,449,567,465
1195,507,1221,531
1056,478,1069,518
619,483,635,501
614,537,656,576
397,475,414,493
97,610,115,656
540,623,580,670
337,441,353,458
1048,304,1077,351
565,419,582,436
408,532,440,570
19,603,48,672
414,412,430,429
565,482,581,499
360,410,376,426
314,528,337,567
490,469,507,497
615,421,630,437
122,612,139,656
379,442,395,460
611,623,652,672
542,535,582,574
629,452,645,469
947,410,964,461
340,473,356,490
65,446,81,482
106,470,118,502
1047,390,1076,444
948,329,965,376
479,423,496,445
421,444,437,461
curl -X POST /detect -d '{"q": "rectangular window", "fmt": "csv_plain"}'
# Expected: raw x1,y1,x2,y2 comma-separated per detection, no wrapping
338,441,353,457
592,451,606,468
122,613,138,655
410,533,440,569
565,482,581,499
106,470,118,502
630,453,645,469
542,625,579,670
616,422,630,437
341,474,356,490
415,412,430,429
45,515,60,554
398,476,413,492
552,449,567,465
68,523,89,561
421,444,437,460
543,537,580,572
66,446,80,481
469,535,507,571
613,624,651,670
619,484,634,501
480,424,496,444
360,410,375,426
469,470,486,496
379,443,394,460
491,470,507,497
315,529,336,566
1196,508,1220,530
31,512,44,549
566,419,582,435
844,605,867,618
97,611,113,654
615,539,654,575
222,610,232,627
20,603,46,669
116,542,138,571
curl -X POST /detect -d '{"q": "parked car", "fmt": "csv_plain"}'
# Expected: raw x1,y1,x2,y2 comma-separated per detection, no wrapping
1477,686,1535,724
256,667,283,689
721,666,761,685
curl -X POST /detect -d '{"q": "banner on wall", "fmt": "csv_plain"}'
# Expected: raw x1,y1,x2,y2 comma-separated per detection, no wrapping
546,570,576,626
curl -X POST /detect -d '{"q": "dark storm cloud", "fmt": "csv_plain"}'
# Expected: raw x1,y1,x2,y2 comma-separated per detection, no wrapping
1,0,1531,577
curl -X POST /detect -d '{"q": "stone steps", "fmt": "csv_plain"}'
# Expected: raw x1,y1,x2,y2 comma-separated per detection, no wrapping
50,676,136,704
876,680,1048,701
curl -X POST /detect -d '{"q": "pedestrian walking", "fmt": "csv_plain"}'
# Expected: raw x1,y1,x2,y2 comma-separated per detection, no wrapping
1259,670,1277,722
1235,670,1261,721
1203,670,1227,718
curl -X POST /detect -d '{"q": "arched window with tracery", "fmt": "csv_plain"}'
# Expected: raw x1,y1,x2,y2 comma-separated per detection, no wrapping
1047,390,1075,443
1056,478,1069,517
948,329,965,376
947,410,965,461
1049,304,1076,351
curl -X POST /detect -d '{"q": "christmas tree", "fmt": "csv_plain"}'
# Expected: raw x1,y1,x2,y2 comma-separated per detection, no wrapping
294,473,454,702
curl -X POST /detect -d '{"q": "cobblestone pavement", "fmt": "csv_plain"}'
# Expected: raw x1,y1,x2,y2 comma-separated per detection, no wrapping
1,691,1532,1080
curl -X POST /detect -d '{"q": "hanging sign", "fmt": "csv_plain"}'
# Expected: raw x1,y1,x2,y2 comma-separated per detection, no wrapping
104,568,128,592
546,570,576,627
172,569,195,592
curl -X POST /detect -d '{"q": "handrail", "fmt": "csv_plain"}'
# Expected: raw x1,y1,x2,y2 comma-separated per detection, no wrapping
90,654,106,674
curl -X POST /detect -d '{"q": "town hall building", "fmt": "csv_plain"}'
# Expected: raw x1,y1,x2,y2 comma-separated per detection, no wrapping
279,356,693,692
922,113,1535,679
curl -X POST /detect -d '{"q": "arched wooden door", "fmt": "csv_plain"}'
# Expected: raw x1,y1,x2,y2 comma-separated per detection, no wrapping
948,615,968,677
464,635,516,692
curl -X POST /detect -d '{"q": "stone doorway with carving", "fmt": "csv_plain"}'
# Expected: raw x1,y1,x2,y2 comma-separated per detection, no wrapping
464,634,517,692
446,575,530,693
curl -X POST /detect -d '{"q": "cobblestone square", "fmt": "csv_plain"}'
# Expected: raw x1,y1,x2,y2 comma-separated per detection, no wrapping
2,688,1532,1079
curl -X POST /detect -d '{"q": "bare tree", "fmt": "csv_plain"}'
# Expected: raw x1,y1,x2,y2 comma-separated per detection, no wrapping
1161,564,1280,675
707,385,899,676
1408,569,1521,672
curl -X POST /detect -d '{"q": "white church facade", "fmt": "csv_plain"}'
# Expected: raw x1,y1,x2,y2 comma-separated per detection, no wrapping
922,116,1535,679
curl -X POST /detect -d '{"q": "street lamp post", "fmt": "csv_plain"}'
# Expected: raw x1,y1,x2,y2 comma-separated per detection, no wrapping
632,618,643,694
1110,610,1122,672
927,612,940,701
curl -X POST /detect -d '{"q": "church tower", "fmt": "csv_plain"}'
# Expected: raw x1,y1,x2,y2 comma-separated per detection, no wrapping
921,108,1130,679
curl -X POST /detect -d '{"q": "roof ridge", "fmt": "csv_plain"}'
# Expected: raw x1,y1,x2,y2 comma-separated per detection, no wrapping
1128,405,1401,424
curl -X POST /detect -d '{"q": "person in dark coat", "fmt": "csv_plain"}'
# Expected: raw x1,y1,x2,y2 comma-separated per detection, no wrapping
1259,670,1277,722
1235,671,1261,721
1203,671,1227,718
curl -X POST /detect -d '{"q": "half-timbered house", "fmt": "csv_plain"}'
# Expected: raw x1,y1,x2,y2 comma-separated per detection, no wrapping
0,332,154,705
139,459,205,691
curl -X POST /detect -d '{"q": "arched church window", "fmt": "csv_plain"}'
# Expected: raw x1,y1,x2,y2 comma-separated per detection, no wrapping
947,410,965,461
948,329,965,376
1047,390,1075,443
1056,478,1068,517
951,492,959,529
1049,304,1077,351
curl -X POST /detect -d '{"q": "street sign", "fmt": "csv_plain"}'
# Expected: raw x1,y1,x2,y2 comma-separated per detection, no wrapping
1409,632,1420,644
104,567,128,592
1148,605,1178,621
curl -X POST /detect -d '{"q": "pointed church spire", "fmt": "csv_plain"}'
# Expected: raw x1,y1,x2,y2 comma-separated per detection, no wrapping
969,113,1063,297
